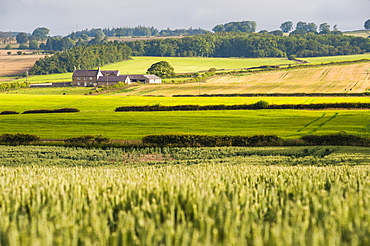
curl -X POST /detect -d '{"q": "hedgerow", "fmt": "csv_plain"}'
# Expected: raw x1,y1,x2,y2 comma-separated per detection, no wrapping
0,111,20,115
115,102,370,112
22,108,80,114
0,133,40,145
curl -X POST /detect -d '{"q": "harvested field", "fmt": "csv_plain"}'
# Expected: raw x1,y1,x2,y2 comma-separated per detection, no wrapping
112,63,370,96
0,50,44,77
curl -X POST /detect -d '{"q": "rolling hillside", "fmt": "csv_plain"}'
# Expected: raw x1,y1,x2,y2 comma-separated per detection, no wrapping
110,62,370,96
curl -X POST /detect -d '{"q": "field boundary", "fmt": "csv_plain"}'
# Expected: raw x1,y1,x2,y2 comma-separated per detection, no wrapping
173,93,370,97
115,103,370,112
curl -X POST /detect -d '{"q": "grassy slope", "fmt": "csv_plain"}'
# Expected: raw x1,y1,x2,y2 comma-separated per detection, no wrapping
344,30,370,38
0,110,368,140
7,53,370,85
102,56,295,73
104,62,370,96
10,56,295,84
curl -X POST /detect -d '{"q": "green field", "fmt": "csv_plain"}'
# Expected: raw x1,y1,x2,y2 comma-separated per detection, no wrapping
0,110,368,140
8,54,370,85
1,94,370,112
301,53,370,64
1,145,370,245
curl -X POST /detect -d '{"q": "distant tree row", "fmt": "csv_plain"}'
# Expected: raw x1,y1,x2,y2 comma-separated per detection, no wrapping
212,21,257,33
16,27,50,44
67,26,210,39
125,33,370,58
277,21,342,35
29,42,131,75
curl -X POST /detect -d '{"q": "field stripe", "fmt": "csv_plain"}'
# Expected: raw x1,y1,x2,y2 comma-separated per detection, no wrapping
297,113,326,133
308,112,339,134
292,112,339,136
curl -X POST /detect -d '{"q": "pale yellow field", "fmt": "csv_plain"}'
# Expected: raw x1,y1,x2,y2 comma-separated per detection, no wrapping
344,30,370,38
0,51,44,78
112,63,370,96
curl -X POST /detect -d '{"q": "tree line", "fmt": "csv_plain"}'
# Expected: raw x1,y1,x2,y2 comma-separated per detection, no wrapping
67,26,210,39
125,32,370,58
29,42,131,75
28,32,370,75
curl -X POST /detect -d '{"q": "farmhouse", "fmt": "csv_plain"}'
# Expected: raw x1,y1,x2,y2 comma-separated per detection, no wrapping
72,68,162,87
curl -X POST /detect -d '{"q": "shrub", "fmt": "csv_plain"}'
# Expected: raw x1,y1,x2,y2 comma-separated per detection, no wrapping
22,108,80,114
251,100,269,109
288,55,297,60
0,111,20,115
0,133,40,145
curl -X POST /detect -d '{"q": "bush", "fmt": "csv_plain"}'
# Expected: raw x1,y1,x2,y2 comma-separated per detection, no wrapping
0,111,20,115
22,108,80,114
0,133,40,145
288,55,297,60
251,100,269,109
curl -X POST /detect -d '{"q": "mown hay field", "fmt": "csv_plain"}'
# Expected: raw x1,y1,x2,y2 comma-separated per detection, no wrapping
1,145,370,245
106,62,370,96
0,110,369,140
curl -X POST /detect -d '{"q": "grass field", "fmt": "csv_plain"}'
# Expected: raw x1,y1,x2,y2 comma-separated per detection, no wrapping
344,30,370,38
301,53,370,64
1,94,370,112
0,110,368,140
102,56,296,74
1,145,370,245
4,54,370,86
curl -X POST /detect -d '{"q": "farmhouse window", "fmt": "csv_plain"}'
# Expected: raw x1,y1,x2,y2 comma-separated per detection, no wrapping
84,77,87,80
77,77,80,80
90,77,93,80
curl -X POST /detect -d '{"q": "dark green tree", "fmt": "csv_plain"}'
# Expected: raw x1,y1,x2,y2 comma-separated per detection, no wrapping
306,22,318,33
147,61,175,78
32,27,50,41
212,21,257,33
16,32,28,44
269,30,284,36
319,23,331,34
29,40,39,49
280,21,293,33
60,37,75,50
365,19,370,30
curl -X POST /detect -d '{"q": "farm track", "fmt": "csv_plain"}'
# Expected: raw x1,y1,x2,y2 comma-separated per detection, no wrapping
290,112,339,137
